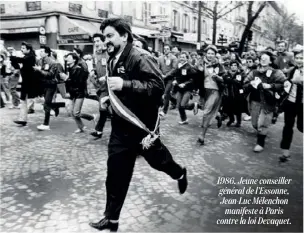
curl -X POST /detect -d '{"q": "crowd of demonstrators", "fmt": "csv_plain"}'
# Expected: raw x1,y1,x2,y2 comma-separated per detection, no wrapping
0,25,302,163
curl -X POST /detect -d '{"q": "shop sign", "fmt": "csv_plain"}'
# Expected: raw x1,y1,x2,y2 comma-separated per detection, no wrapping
0,27,39,34
149,15,170,24
39,35,46,44
60,34,89,40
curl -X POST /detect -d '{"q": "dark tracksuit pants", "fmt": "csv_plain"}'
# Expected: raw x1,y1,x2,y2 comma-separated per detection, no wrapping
176,91,193,121
162,80,176,113
280,100,303,150
81,93,108,132
43,86,65,125
104,127,184,220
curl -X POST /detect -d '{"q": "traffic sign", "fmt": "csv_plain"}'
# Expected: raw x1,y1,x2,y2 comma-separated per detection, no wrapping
39,26,46,35
149,15,170,24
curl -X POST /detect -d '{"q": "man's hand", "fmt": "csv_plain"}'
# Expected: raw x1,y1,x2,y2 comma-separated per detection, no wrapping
33,65,41,71
108,76,123,91
100,96,110,110
172,80,177,85
59,73,69,81
99,76,106,82
262,83,271,89
179,83,185,88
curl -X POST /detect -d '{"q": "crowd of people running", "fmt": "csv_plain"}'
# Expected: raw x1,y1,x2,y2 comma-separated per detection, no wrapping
0,35,302,164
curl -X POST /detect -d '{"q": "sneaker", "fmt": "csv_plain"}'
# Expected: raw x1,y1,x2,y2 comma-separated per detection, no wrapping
159,111,165,117
74,127,86,134
50,110,55,116
253,144,264,153
243,115,251,121
91,131,103,139
9,105,19,109
37,124,50,131
28,109,35,114
13,120,27,126
215,116,222,128
178,119,189,125
226,120,234,127
193,102,199,115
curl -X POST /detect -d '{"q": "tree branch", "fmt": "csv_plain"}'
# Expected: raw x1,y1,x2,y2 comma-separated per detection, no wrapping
217,2,244,19
251,1,267,22
217,1,232,15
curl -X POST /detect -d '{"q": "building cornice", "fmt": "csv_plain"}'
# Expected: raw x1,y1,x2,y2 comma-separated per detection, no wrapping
0,11,103,23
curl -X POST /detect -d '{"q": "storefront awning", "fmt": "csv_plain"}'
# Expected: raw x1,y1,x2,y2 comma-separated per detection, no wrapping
59,15,99,36
131,27,158,38
0,18,45,34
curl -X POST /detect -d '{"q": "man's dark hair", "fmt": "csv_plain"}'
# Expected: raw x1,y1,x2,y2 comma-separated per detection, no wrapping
164,44,172,50
229,60,239,67
73,47,83,58
41,45,51,56
100,18,133,43
92,33,105,42
136,38,149,51
66,52,79,64
21,41,35,56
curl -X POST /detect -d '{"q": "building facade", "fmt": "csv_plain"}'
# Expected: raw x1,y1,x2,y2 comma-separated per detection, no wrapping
0,1,280,54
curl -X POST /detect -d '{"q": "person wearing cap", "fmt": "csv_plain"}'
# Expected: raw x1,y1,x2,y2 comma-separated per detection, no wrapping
88,18,187,232
195,45,226,145
10,42,38,126
279,49,303,162
243,50,286,153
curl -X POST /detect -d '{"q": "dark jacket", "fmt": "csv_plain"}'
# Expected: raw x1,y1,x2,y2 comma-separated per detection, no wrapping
66,64,88,99
274,51,295,73
10,52,38,99
243,67,286,111
108,43,164,140
36,58,64,88
223,70,245,99
166,62,196,92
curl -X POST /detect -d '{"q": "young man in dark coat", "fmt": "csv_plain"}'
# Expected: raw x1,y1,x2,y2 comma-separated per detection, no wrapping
223,60,246,127
89,18,187,232
11,42,38,126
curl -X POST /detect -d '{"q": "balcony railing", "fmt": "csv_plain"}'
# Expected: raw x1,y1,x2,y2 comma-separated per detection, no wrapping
252,23,261,31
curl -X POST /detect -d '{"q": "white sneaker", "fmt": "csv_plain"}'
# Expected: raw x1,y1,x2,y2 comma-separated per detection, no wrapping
37,124,50,131
74,126,86,134
178,119,189,125
253,144,264,153
243,115,251,121
159,111,165,117
50,110,55,116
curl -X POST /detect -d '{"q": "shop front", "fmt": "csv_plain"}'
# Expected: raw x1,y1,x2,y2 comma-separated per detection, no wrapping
0,17,46,49
57,15,100,54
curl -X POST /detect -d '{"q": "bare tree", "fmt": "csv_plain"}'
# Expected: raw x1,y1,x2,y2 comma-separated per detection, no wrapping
201,1,244,45
238,1,281,55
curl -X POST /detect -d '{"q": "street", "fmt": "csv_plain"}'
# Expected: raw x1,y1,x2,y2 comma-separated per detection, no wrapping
0,97,303,232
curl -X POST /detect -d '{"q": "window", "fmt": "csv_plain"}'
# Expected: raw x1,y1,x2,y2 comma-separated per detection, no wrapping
193,17,197,33
173,10,180,31
182,14,189,32
143,2,152,25
135,3,143,20
69,3,82,14
98,9,108,18
202,20,207,35
0,4,5,14
160,6,165,15
26,1,41,11
112,1,122,15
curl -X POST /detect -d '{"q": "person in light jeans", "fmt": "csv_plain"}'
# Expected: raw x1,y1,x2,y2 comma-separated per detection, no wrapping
60,53,88,133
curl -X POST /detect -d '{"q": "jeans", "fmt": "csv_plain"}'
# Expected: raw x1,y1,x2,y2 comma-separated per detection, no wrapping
43,87,65,126
68,98,85,130
8,75,20,106
163,80,173,114
250,101,273,136
0,77,10,101
280,100,303,150
176,91,192,121
19,96,34,121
